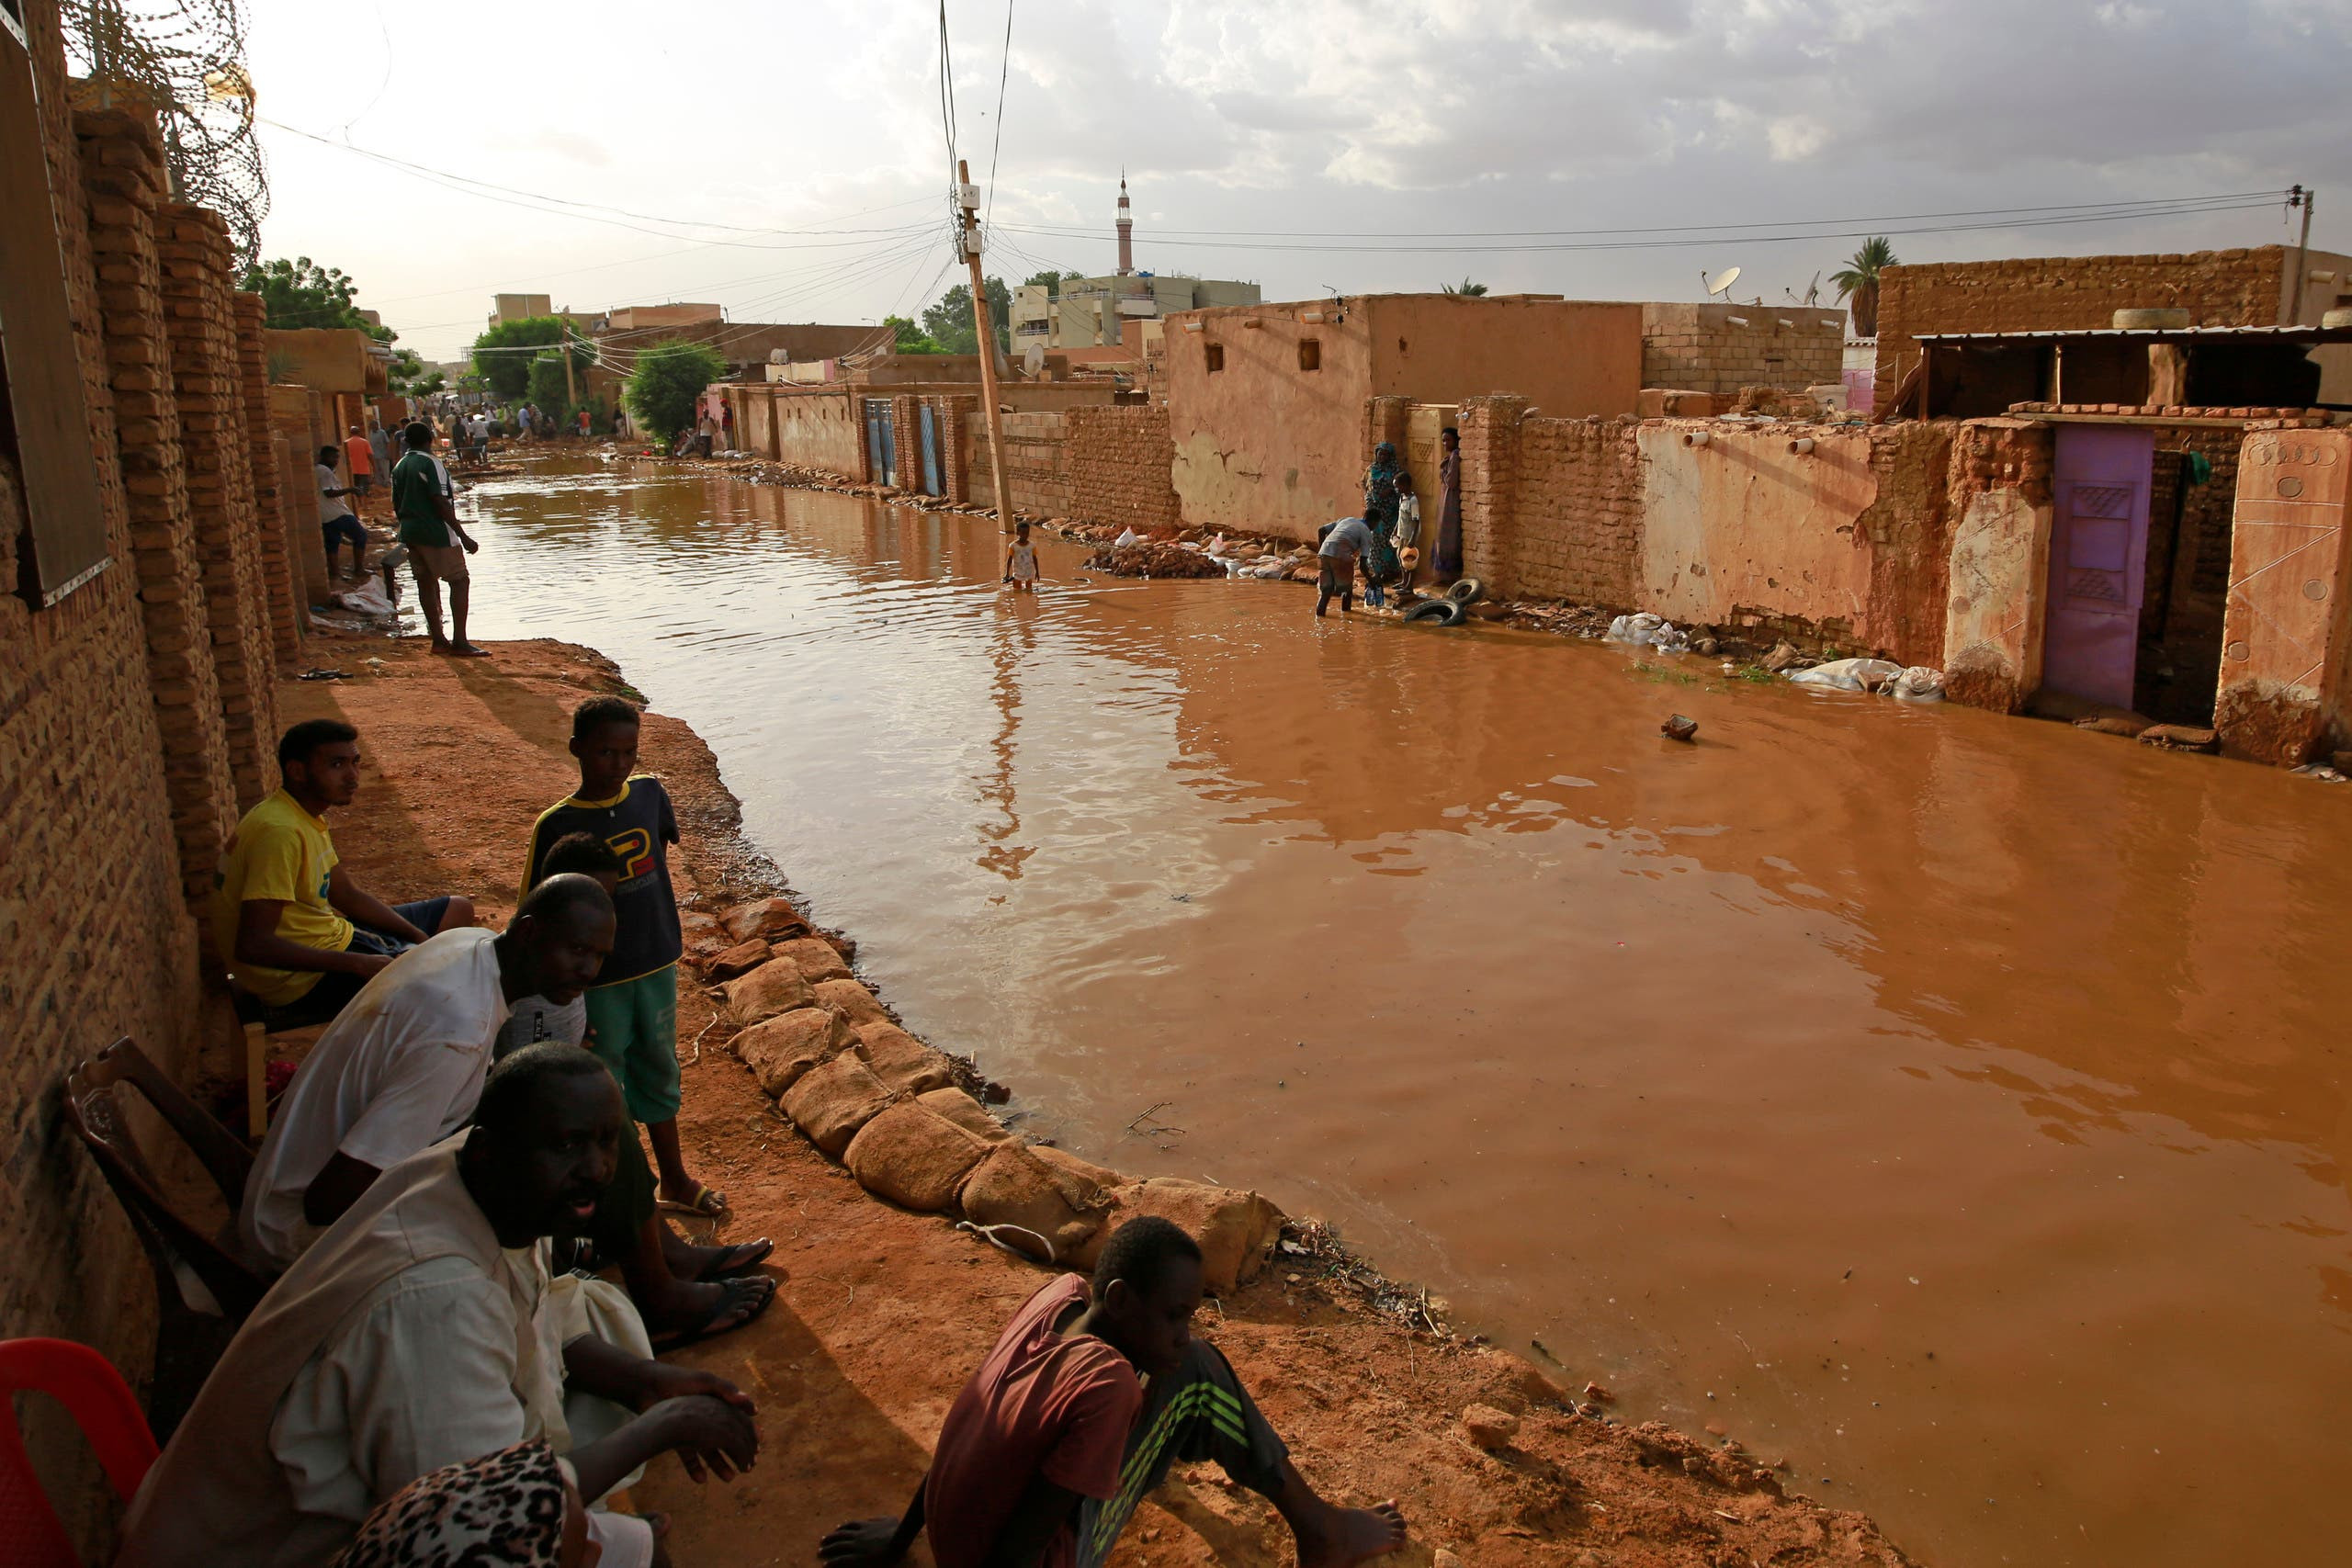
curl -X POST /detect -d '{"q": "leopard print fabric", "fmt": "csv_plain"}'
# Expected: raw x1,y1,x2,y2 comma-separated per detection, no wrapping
334,1439,569,1567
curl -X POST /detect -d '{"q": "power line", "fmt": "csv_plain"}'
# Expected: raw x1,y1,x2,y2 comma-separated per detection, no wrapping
983,0,1013,227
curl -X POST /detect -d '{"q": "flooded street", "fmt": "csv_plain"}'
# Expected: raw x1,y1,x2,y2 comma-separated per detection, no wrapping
458,457,2344,1568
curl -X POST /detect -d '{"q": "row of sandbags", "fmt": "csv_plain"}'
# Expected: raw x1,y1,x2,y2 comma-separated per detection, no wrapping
705,909,1286,1292
1786,657,1946,700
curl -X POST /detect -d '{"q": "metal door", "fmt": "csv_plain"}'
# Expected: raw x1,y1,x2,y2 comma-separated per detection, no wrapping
919,403,943,495
2045,425,2155,708
864,398,896,486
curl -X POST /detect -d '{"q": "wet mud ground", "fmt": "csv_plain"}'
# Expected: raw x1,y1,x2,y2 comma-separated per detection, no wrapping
354,452,2346,1566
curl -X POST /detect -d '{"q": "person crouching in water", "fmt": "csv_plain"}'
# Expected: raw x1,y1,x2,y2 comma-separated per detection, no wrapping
1315,516,1375,617
1004,521,1041,594
820,1216,1407,1568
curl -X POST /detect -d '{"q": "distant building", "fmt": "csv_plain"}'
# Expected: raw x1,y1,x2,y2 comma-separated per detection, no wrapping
1011,179,1260,351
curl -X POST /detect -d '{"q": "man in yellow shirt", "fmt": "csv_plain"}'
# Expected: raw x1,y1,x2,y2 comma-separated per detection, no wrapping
214,719,477,1029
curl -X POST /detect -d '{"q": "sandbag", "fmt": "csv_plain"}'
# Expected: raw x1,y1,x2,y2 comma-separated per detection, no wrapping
1788,657,1902,693
856,1021,957,1095
916,1087,1011,1145
781,1052,899,1156
1604,612,1685,652
1068,1179,1283,1294
843,1100,997,1213
957,1143,1115,1264
811,976,888,1028
706,939,772,983
721,961,815,1027
729,1005,854,1097
1892,666,1947,702
775,935,852,984
1030,1143,1123,1192
722,897,808,944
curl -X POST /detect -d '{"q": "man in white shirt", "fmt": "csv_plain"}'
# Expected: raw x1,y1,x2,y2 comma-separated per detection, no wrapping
316,444,368,581
240,874,616,1270
119,1045,763,1568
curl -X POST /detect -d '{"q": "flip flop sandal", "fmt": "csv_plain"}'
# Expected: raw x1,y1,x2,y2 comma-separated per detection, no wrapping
658,1182,729,1218
696,1238,775,1281
652,1275,775,1351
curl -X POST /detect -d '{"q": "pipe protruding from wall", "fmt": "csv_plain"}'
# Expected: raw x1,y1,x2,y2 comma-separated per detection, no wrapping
1788,437,1815,455
1684,430,1711,447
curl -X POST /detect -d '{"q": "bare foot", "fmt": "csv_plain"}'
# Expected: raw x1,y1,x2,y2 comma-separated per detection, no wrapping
1295,1499,1406,1567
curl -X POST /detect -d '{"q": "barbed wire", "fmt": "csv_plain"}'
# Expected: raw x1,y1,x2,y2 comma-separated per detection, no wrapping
65,0,269,271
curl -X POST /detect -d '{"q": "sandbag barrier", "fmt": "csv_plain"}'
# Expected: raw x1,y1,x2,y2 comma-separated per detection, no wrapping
696,896,1287,1293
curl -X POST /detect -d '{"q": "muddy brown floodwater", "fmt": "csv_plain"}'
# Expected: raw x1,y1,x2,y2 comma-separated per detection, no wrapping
451,455,2345,1567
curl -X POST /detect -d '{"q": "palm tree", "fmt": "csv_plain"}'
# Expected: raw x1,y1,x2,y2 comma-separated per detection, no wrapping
1831,237,1897,338
1442,277,1489,296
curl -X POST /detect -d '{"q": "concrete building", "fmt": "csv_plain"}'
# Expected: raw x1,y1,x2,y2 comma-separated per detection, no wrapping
1162,292,1644,539
1011,180,1261,350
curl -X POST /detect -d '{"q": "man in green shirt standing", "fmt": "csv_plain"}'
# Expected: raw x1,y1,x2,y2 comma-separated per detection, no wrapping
389,420,489,657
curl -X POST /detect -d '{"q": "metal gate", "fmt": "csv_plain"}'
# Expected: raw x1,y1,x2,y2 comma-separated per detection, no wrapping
918,403,943,496
863,398,895,486
2044,424,2155,708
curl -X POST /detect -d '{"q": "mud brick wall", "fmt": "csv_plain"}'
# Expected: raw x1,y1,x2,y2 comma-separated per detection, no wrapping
1875,247,2287,395
2136,425,2247,724
233,291,303,663
1641,304,1846,396
76,108,243,903
1065,406,1181,532
964,411,1072,516
3,4,208,1551
1460,395,1645,605
158,202,277,810
1849,423,1959,663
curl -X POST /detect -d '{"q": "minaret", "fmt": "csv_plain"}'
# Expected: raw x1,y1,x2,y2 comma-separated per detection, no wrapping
1116,175,1134,276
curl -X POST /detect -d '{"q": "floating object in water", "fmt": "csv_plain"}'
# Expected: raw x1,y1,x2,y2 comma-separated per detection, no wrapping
1661,714,1699,742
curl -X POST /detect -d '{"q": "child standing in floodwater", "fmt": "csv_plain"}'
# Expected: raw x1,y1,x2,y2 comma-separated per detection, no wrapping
1004,521,1040,593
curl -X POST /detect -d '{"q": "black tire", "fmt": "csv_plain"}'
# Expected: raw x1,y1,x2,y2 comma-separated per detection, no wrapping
1403,599,1466,626
1446,577,1486,605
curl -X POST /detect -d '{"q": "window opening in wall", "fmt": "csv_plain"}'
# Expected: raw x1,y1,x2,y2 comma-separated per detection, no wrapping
1,25,112,607
1297,339,1321,372
1205,344,1225,373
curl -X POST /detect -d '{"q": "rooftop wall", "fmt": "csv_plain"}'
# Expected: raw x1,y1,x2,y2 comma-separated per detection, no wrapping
1874,247,2290,402
1641,303,1846,397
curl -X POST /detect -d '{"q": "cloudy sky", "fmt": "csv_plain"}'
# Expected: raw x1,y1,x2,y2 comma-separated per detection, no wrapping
244,0,2352,363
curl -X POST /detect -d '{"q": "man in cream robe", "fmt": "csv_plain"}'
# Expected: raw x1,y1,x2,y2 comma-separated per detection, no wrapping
117,1046,761,1568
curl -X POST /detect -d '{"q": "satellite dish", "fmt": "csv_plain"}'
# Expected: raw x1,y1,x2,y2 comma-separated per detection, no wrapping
1705,265,1742,299
1022,342,1046,377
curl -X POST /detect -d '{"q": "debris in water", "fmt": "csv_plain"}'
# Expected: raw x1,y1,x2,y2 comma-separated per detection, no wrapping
1661,714,1699,741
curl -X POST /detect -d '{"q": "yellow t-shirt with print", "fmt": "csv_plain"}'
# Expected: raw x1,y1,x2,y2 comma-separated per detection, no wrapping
211,789,354,1005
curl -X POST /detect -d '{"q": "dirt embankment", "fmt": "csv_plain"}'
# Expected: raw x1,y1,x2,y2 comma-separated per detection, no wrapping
277,631,1911,1567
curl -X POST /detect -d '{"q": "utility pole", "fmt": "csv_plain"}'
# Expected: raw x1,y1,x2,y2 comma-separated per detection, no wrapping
560,323,579,412
2288,186,2317,325
958,159,1017,534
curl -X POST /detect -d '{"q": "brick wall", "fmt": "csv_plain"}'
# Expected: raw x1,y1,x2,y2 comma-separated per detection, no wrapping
964,411,1072,516
1460,396,1645,605
159,201,278,810
1641,304,1846,396
1065,406,1181,532
1875,247,2287,395
233,290,304,665
3,4,212,1551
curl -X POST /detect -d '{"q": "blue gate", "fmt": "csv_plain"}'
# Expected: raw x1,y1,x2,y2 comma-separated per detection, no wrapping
863,398,896,486
919,404,943,496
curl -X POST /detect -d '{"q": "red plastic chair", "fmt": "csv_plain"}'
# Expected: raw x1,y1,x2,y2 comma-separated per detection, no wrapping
0,1338,158,1567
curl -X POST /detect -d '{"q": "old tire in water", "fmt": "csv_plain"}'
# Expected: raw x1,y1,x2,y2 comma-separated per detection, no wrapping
1446,577,1486,605
1403,599,1467,626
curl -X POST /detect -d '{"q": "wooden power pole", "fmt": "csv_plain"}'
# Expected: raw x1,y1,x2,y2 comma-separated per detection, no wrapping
959,159,1017,534
560,323,579,411
2288,185,2317,325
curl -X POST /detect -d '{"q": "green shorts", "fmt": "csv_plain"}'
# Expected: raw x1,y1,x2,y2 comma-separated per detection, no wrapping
582,964,680,1124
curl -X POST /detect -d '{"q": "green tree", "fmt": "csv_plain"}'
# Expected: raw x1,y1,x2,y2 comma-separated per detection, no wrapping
1021,268,1081,290
470,315,590,400
885,314,946,355
1831,237,1898,337
626,338,727,438
242,255,394,339
1441,277,1489,296
384,346,424,391
527,352,575,413
413,370,447,395
922,276,1011,355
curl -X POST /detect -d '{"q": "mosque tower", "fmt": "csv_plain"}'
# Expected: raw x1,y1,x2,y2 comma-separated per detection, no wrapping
1116,175,1134,276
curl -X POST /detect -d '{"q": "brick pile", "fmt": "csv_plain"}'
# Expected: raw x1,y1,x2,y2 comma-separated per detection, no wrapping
1065,406,1181,533
158,201,278,811
1460,395,1645,605
1875,247,2287,393
1641,304,1845,397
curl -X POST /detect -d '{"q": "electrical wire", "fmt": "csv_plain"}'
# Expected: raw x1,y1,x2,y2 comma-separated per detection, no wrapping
983,0,1013,227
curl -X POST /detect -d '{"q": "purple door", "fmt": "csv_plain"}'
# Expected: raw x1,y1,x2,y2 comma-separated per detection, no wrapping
2044,425,2155,709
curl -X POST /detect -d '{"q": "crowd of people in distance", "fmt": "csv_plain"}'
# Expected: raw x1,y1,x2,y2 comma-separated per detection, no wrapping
114,699,1407,1567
